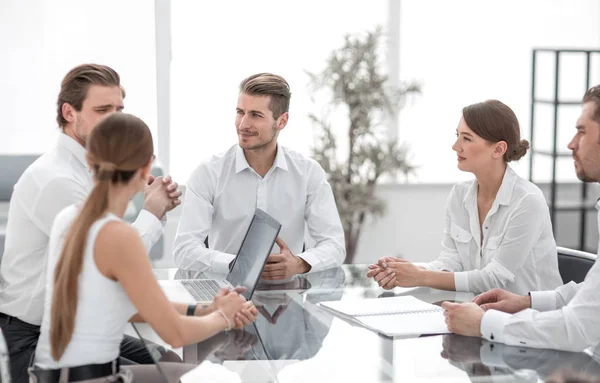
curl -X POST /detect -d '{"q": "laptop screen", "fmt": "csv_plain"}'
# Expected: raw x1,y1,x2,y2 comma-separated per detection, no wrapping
226,209,281,300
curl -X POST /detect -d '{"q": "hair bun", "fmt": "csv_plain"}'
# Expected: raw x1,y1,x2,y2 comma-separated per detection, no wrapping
509,139,530,161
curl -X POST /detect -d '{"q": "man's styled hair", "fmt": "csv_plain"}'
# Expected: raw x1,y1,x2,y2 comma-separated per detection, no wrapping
239,73,291,119
56,64,125,129
583,85,600,125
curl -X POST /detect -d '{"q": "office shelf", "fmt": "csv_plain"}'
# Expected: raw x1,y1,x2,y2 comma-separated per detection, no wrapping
528,48,600,251
531,149,572,158
533,99,582,106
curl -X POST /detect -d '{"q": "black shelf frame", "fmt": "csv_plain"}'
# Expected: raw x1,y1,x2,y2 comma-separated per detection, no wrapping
528,48,600,251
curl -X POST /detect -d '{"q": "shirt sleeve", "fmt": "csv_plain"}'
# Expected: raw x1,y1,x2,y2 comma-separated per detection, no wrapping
454,194,551,293
529,280,580,311
423,187,465,273
32,177,88,236
298,163,346,272
172,164,235,274
480,258,600,352
131,209,164,253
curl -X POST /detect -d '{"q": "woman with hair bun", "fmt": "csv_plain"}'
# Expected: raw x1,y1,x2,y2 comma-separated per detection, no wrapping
368,100,563,295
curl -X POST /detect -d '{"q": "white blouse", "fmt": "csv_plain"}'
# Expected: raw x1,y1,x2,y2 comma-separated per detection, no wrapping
423,166,563,294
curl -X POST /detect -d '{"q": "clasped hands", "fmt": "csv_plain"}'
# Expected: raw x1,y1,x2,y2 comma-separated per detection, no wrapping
366,256,424,289
143,175,182,220
208,287,258,330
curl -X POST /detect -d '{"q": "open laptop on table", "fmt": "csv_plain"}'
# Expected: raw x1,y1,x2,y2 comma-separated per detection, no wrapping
160,208,281,303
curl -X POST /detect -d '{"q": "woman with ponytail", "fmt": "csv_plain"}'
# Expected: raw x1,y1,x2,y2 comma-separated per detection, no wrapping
30,113,257,382
368,100,563,295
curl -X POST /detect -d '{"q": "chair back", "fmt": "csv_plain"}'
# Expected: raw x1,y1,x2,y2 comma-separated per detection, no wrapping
557,246,597,284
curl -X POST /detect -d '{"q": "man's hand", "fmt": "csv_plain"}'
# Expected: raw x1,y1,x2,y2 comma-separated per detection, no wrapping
143,175,182,220
442,301,484,337
472,288,531,313
440,334,484,363
261,237,310,280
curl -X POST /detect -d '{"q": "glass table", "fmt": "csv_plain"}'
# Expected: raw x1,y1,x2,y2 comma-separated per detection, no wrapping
131,265,600,382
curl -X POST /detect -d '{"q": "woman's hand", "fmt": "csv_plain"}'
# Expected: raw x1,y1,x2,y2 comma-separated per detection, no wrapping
383,258,425,287
213,291,246,327
233,301,258,329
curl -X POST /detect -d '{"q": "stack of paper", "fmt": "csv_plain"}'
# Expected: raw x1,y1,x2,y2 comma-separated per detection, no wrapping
318,295,450,337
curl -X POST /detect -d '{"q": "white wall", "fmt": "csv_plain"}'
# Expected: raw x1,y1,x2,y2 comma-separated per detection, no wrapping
3,0,600,187
398,0,600,184
0,0,158,154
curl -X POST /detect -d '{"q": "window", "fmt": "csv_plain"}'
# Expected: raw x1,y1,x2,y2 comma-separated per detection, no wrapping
0,0,158,154
170,0,386,182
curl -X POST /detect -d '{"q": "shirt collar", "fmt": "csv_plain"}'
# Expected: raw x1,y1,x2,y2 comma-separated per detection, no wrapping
58,133,89,170
463,165,518,206
235,144,288,174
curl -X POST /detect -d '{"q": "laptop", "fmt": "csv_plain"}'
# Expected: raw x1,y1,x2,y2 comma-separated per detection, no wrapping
161,208,281,303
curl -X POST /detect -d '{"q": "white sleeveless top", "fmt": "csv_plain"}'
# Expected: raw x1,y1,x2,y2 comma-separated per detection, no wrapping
35,205,137,368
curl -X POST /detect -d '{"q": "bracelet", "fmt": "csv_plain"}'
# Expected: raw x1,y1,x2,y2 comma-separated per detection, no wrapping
216,309,232,331
186,304,198,316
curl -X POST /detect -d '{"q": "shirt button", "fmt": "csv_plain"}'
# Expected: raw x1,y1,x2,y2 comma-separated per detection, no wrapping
484,226,488,230
490,333,494,340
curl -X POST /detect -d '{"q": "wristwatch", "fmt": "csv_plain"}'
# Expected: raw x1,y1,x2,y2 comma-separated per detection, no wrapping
186,303,198,316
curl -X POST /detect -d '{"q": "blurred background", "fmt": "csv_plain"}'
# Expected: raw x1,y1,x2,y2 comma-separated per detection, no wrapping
2,0,600,267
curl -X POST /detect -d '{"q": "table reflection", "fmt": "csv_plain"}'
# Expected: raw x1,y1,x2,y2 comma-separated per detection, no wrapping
136,265,600,383
441,334,600,382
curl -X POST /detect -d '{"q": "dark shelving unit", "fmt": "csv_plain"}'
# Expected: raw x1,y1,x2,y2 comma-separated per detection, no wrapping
528,48,600,252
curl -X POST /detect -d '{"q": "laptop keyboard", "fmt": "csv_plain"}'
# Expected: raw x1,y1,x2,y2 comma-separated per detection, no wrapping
181,279,223,302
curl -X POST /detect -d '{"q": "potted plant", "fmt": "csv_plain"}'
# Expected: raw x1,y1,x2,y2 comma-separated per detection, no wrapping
307,26,420,263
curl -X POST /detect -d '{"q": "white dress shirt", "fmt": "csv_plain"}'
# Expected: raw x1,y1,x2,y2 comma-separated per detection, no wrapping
173,144,345,274
423,166,563,294
480,200,600,352
0,133,163,326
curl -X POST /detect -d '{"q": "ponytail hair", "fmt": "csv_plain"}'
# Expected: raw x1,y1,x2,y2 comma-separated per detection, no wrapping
50,175,111,360
49,113,153,360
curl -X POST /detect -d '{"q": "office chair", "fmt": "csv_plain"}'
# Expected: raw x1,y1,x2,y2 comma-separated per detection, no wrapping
556,246,597,284
0,326,11,383
0,154,40,263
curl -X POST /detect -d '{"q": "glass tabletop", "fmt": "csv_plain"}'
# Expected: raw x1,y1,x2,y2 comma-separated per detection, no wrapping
133,265,600,382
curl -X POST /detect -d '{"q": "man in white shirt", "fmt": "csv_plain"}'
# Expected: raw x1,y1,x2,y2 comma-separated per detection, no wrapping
0,64,181,382
442,85,600,352
173,73,345,280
